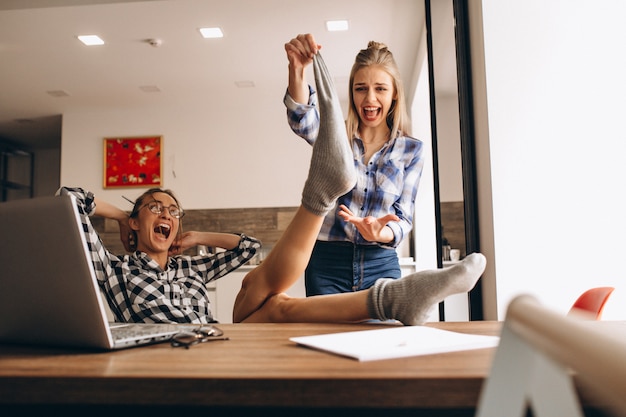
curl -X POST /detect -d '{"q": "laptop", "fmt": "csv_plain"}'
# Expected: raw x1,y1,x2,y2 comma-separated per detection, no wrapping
0,194,194,350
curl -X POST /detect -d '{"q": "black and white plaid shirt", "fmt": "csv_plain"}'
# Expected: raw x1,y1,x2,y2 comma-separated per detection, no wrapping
58,187,260,324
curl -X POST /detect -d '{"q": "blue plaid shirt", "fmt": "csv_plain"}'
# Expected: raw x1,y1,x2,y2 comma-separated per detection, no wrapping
284,87,424,247
57,187,260,324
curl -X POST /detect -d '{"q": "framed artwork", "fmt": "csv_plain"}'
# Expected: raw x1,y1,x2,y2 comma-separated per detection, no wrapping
103,136,162,188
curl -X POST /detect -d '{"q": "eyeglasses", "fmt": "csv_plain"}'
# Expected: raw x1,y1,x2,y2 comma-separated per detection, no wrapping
142,200,185,219
170,325,229,349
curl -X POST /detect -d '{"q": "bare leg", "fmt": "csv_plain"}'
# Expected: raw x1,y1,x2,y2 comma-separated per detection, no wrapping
232,207,324,322
233,53,355,323
240,253,486,325
242,291,370,323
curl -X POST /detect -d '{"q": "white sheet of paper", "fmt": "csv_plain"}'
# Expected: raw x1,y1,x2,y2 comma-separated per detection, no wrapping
290,326,500,361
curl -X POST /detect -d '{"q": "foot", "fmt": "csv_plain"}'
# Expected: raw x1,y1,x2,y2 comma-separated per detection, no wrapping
367,253,487,325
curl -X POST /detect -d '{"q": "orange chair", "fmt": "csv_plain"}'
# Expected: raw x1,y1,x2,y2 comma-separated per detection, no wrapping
568,287,615,320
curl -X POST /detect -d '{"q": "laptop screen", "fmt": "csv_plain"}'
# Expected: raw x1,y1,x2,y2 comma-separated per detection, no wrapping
0,195,116,348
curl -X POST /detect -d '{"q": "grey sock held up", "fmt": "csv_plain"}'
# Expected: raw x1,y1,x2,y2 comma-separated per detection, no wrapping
301,53,356,216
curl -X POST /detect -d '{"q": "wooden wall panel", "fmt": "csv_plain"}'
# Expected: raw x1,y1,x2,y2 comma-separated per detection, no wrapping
94,204,466,260
93,207,299,255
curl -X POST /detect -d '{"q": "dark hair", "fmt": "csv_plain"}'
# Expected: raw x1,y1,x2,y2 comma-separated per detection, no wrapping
129,188,182,219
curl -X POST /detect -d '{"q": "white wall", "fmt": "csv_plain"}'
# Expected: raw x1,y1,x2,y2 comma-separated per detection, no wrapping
60,87,309,210
436,94,463,203
474,0,626,319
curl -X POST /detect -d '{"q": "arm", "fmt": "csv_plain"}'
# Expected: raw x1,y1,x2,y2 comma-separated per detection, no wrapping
168,231,244,256
284,34,321,144
92,197,127,222
285,33,320,104
196,234,262,283
284,86,319,144
93,197,133,252
57,186,129,254
384,143,425,247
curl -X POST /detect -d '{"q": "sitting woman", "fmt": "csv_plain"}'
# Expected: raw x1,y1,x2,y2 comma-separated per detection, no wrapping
59,54,486,326
59,185,260,324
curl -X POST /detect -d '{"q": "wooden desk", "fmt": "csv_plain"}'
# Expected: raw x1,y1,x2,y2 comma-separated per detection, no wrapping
3,320,617,416
1,321,498,416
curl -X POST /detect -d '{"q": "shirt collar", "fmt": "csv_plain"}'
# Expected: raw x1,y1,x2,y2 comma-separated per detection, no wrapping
353,134,396,156
132,251,168,272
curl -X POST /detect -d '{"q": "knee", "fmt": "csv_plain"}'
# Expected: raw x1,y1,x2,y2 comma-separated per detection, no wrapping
232,272,258,323
239,270,255,292
234,271,293,323
262,293,294,322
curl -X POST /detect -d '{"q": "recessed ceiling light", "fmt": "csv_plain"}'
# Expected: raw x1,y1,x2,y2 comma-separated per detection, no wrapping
326,20,349,31
139,85,161,93
235,80,255,88
199,27,224,39
77,35,105,46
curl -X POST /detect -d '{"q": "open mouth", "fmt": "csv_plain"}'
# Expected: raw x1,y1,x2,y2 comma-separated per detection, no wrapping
154,223,171,239
363,106,381,121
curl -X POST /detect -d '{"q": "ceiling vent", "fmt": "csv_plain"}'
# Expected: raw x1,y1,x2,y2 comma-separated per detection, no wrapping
46,90,70,98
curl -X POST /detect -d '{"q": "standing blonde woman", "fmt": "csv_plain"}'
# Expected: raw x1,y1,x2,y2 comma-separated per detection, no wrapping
284,33,424,296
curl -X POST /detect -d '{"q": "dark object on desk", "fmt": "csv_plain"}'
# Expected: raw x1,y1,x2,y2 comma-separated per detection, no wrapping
170,326,229,348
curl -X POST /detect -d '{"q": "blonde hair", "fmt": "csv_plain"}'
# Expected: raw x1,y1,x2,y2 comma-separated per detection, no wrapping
346,41,411,141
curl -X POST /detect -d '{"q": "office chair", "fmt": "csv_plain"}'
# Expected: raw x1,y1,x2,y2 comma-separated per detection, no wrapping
568,287,615,320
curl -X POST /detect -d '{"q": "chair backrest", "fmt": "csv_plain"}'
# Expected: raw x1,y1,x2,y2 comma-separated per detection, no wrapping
568,287,615,320
476,294,626,417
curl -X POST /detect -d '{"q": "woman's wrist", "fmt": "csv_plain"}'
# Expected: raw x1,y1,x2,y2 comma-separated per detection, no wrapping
379,226,396,244
94,198,129,222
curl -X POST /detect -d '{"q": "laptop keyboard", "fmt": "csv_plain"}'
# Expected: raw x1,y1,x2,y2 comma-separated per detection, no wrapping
110,323,191,342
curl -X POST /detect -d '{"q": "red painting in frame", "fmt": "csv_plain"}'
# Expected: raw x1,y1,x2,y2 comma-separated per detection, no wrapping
104,136,162,188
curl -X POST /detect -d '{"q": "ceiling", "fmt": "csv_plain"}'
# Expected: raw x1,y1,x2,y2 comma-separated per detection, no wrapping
0,0,436,150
